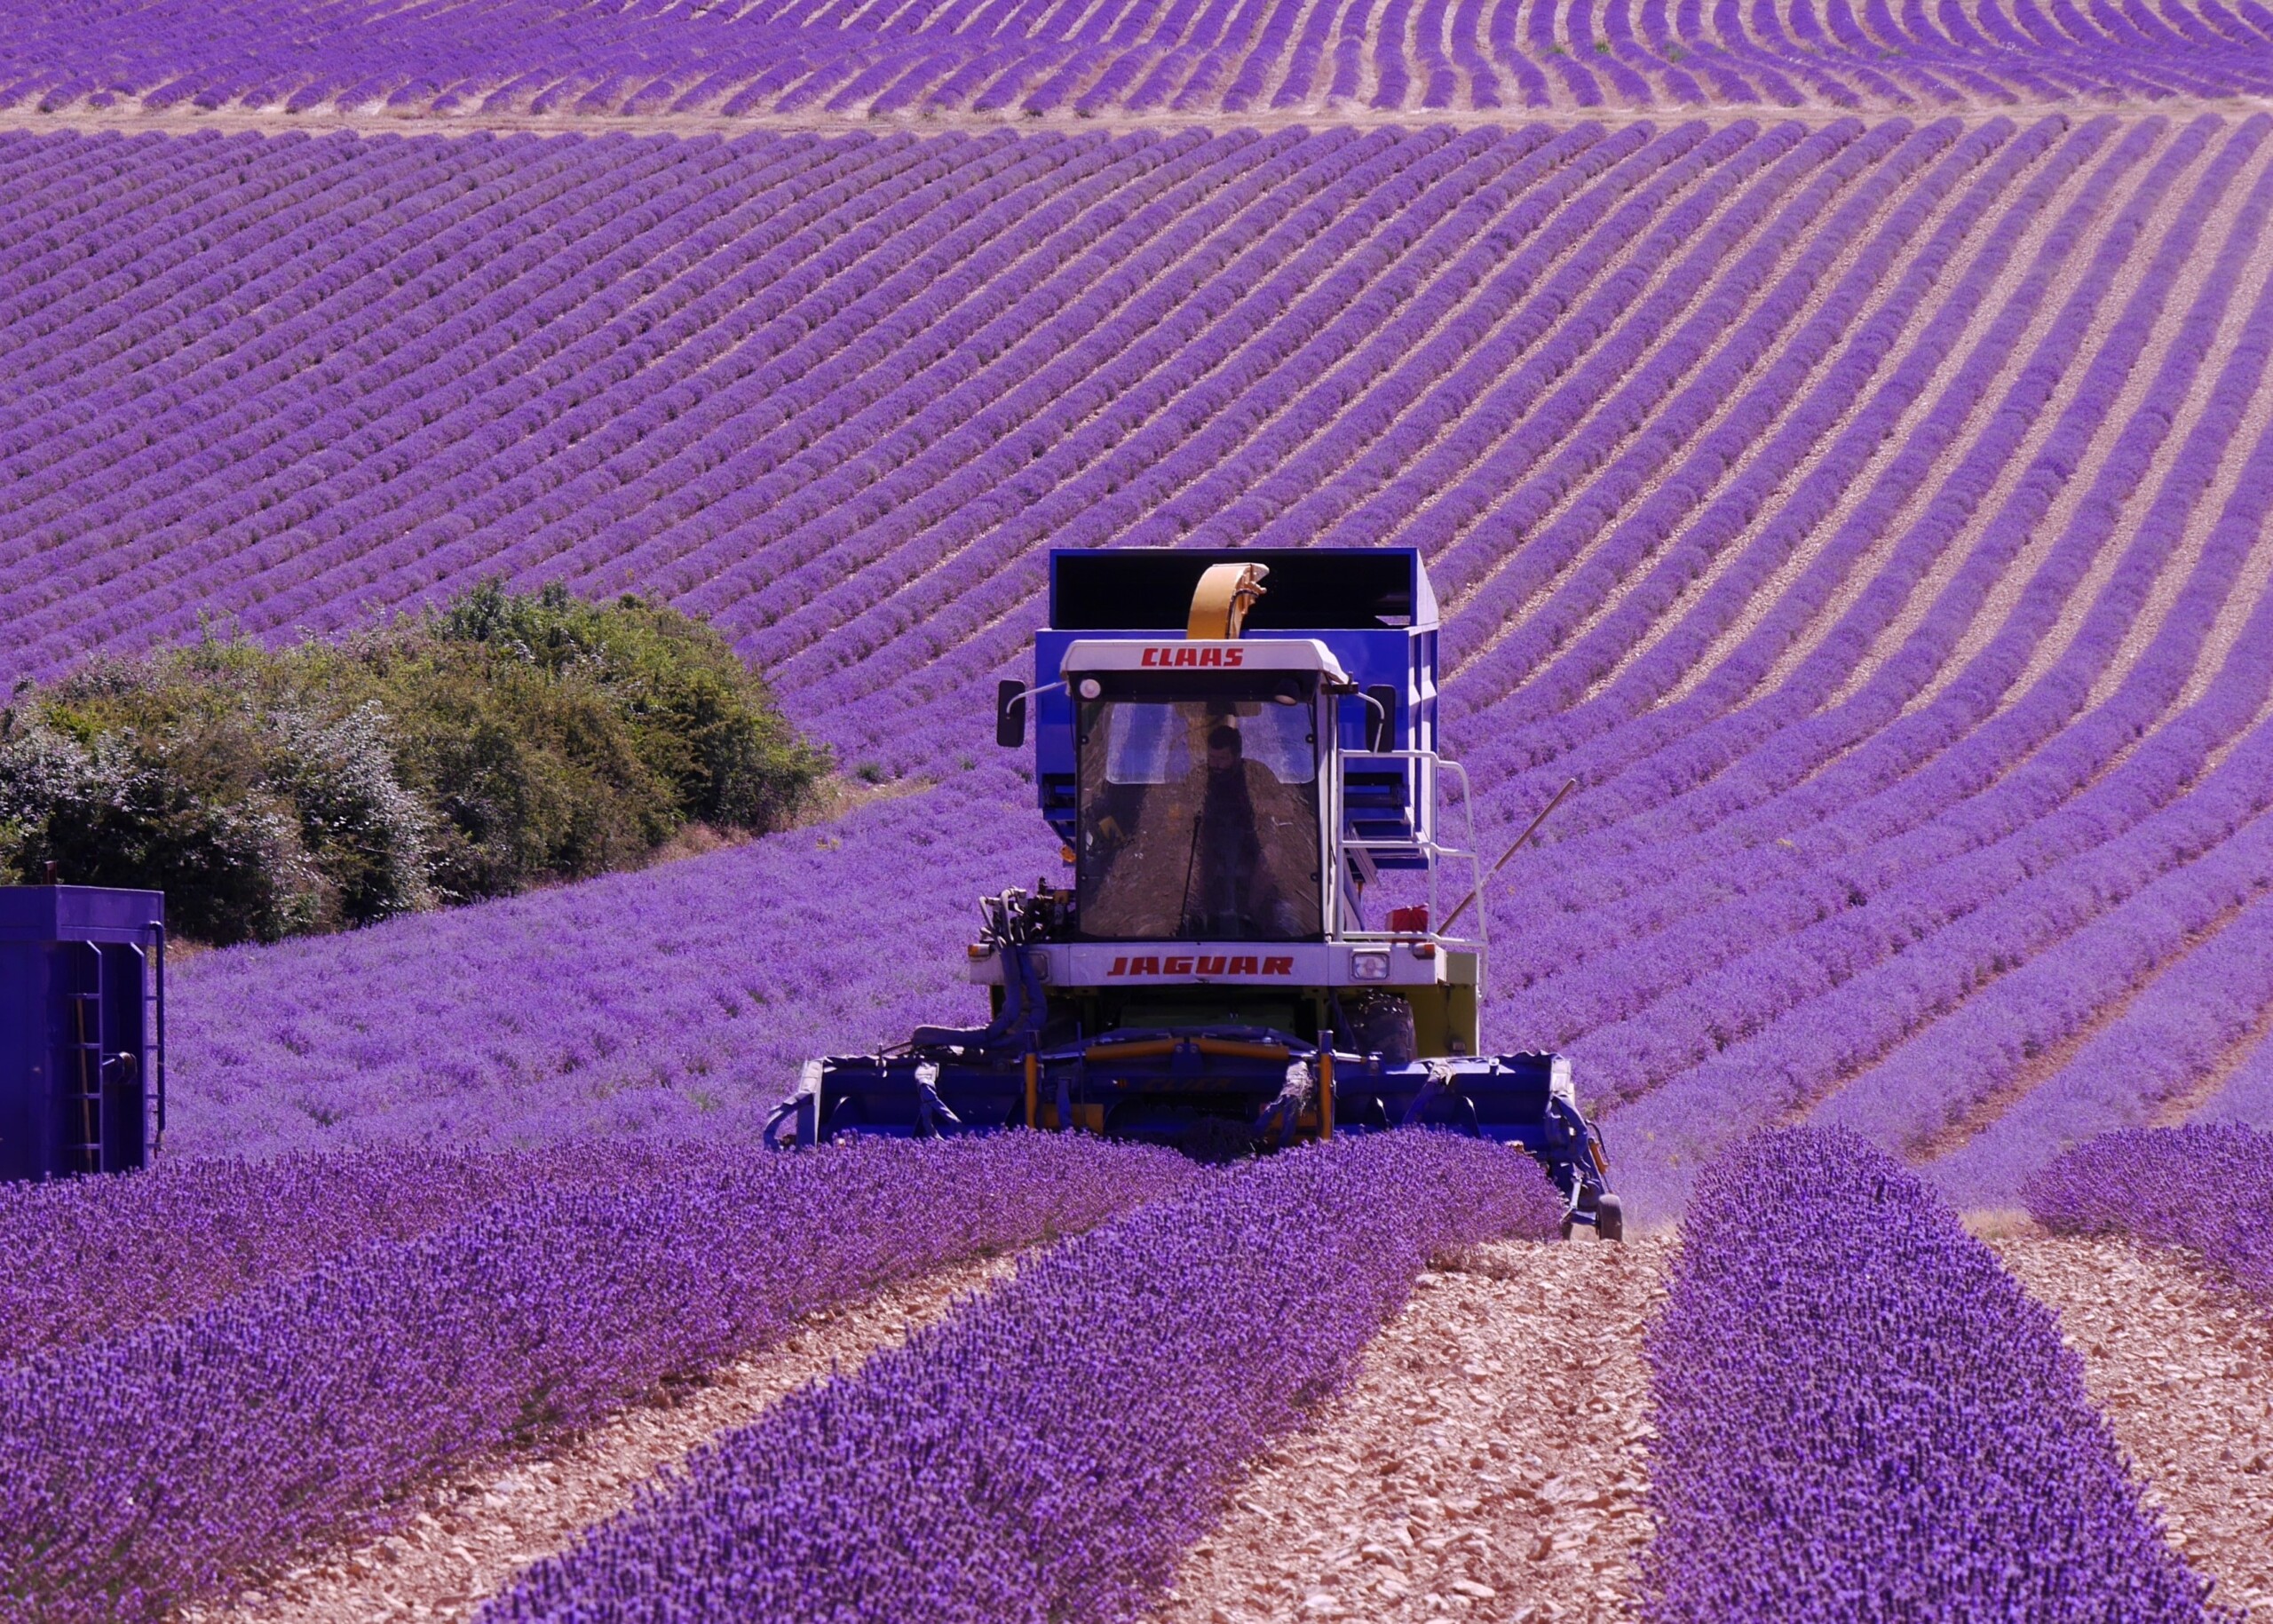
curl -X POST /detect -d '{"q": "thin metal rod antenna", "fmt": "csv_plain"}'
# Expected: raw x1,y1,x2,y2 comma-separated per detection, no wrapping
1440,777,1577,935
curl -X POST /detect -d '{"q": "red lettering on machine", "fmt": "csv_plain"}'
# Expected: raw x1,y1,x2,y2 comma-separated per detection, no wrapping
1137,646,1246,669
1105,954,1295,977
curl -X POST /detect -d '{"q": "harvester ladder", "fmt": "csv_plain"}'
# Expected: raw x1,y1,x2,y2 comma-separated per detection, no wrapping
63,984,105,1175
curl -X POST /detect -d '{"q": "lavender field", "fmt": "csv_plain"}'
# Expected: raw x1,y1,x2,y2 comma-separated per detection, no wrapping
4,3,2273,1618
28,109,2250,1216
9,0,2273,119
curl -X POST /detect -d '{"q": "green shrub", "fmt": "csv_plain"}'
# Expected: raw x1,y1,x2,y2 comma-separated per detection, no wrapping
0,586,827,944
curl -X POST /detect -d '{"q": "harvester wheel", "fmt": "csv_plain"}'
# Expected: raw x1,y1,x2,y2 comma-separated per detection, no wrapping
1596,1194,1624,1243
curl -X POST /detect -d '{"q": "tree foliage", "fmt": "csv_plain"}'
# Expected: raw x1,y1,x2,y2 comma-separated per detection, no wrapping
0,586,826,945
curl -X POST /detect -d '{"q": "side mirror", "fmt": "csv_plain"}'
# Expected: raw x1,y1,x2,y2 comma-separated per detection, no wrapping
1365,685,1397,753
996,680,1028,749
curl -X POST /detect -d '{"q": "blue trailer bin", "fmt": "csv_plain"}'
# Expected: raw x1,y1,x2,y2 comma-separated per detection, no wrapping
0,886,166,1183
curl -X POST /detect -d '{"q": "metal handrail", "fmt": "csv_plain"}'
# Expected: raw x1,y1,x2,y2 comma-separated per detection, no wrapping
1334,748,1489,950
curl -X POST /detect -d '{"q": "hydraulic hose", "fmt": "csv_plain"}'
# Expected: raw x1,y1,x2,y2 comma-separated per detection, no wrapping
909,947,1042,1052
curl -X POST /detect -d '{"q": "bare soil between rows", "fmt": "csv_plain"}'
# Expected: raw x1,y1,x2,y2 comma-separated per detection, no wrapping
1152,1233,1669,1623
1991,1228,2273,1619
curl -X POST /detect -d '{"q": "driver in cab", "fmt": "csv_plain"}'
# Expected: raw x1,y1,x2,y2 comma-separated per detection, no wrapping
1183,724,1305,938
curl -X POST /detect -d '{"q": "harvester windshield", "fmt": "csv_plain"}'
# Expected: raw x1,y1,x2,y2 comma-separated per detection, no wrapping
1076,690,1321,941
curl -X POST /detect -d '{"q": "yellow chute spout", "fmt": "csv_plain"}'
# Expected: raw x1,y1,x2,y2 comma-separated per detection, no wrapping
1186,562,1269,639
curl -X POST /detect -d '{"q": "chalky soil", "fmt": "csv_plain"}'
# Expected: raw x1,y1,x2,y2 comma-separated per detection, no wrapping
1151,1236,1668,1623
1993,1232,2273,1620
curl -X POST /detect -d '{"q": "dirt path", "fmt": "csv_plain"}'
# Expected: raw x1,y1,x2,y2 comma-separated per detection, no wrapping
187,1256,1014,1624
1991,1230,2273,1620
1149,1234,1668,1624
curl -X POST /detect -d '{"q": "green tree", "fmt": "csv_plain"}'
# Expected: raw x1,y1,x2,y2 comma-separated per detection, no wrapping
0,586,828,944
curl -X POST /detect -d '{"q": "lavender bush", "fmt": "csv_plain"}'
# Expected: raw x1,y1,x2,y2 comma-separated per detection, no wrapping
481,1133,1563,1623
0,1132,1194,1623
2024,1125,2273,1310
1642,1128,2237,1622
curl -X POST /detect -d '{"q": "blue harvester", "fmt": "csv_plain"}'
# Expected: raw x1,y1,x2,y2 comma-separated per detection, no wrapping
770,549,1620,1237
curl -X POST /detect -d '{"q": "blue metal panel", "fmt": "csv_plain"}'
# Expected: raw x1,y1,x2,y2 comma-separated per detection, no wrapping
0,886,167,944
0,887,163,1183
0,942,50,1184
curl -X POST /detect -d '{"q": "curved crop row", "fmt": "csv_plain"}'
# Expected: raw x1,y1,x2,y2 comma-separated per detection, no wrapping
0,1133,1193,1623
5,0,2273,119
1481,110,2265,1045
0,1143,717,1367
165,764,1032,1158
480,1132,1562,1624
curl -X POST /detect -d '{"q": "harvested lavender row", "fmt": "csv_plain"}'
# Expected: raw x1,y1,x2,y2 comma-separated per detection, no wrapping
481,1133,1564,1624
2024,1125,2273,1310
0,1133,1194,1624
4,0,2270,120
1641,1128,2235,1623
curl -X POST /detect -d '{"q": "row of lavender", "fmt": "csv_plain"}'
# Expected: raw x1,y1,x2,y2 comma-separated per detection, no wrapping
167,764,1022,1157
1643,1128,2237,1620
1506,109,2273,1216
12,1110,2236,1622
0,115,2186,747
1,119,1861,685
0,1133,1197,1621
6,0,2273,118
0,117,2208,738
2026,1123,2273,1309
482,1134,1564,1623
78,113,2272,1208
9,1113,2238,1622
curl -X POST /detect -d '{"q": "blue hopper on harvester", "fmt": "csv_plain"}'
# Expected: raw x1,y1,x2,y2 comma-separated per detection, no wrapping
768,548,1620,1239
0,884,166,1184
